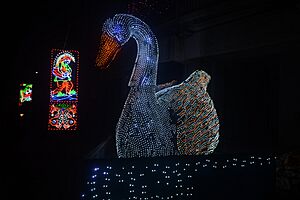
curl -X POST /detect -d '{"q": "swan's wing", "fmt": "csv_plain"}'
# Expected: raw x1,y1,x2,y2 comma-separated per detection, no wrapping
155,80,178,92
156,70,220,155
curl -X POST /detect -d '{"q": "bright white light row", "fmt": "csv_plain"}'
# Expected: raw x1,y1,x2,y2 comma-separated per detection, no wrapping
82,156,275,199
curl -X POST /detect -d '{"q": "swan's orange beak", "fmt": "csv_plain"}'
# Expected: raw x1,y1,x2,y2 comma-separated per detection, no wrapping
96,32,121,69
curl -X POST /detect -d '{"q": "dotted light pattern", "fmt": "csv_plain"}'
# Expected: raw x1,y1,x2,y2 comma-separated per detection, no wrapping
97,14,176,158
48,103,77,130
127,0,172,21
96,32,121,69
48,49,79,131
96,14,219,158
156,70,220,155
81,155,276,199
19,83,33,106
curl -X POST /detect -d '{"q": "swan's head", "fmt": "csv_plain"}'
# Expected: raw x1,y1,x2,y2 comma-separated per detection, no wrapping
96,15,132,69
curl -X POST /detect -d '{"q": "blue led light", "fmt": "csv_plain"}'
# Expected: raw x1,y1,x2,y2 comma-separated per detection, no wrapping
98,14,220,158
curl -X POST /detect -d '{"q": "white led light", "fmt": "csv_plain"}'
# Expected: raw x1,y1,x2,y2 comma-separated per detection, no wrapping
100,14,219,158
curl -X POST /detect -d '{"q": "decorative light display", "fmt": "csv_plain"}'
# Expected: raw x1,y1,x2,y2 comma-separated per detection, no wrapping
127,0,172,21
81,155,276,199
19,83,33,106
95,14,219,158
156,70,220,155
48,102,77,130
97,14,176,158
48,49,79,131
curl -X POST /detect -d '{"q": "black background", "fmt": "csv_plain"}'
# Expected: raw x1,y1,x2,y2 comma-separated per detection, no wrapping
4,0,300,199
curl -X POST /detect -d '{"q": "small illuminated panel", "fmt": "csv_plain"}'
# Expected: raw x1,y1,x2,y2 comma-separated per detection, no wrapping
19,83,33,106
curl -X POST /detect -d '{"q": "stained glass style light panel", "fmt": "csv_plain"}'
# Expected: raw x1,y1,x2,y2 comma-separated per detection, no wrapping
48,102,78,130
19,83,33,106
48,49,79,131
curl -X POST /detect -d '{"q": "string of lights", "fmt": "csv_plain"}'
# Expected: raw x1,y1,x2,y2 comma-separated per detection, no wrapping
81,155,276,199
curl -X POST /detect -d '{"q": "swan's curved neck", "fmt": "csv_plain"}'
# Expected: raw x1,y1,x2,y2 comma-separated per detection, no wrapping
128,23,158,87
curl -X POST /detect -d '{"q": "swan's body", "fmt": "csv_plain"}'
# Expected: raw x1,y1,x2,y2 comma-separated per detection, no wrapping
96,14,219,158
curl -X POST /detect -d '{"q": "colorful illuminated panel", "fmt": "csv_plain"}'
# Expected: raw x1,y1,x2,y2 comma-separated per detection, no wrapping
48,102,77,130
19,83,33,106
48,49,79,131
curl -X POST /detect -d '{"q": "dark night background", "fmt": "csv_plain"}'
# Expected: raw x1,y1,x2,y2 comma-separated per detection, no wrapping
4,0,300,199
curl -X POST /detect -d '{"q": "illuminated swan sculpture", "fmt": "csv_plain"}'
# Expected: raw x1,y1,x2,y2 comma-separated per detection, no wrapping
96,14,219,158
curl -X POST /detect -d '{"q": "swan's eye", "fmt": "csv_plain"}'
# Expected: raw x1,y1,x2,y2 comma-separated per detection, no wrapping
113,24,122,34
112,24,124,42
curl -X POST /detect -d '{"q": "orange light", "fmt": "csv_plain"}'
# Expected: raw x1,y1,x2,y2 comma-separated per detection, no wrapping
96,32,121,69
